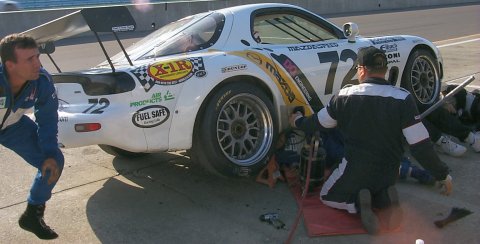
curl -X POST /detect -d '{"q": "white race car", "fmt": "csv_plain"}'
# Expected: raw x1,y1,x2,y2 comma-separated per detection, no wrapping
24,3,443,177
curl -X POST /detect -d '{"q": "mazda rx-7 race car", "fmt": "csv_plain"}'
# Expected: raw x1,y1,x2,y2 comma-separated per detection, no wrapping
24,3,443,177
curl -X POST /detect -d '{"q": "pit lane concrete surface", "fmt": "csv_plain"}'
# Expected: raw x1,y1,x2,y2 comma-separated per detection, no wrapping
1,3,479,244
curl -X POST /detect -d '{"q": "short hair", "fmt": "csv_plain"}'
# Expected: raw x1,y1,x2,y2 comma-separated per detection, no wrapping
0,33,38,64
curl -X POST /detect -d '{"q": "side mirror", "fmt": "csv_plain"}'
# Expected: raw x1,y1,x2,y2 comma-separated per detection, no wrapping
342,22,359,43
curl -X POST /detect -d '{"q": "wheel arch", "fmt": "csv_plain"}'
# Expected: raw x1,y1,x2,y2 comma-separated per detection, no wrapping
403,44,444,82
192,75,279,141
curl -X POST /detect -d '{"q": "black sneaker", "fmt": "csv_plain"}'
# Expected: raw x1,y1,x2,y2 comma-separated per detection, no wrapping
18,204,58,240
358,189,380,235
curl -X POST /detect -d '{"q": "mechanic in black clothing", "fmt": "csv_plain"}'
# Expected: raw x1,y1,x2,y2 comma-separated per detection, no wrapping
442,84,480,129
290,46,453,235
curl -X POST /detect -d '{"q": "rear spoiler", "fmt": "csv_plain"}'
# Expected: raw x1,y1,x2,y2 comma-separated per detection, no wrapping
22,6,136,73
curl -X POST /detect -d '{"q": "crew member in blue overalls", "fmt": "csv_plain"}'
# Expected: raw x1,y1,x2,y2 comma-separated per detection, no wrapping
0,33,63,240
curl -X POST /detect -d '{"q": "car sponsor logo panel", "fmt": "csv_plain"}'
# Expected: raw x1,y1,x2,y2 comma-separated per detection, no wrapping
132,105,170,128
130,91,175,107
380,43,398,53
271,53,324,111
131,57,206,92
231,51,311,115
221,64,247,73
287,43,338,52
369,36,406,45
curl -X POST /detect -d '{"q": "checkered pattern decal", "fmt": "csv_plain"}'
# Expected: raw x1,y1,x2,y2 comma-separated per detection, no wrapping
131,57,205,92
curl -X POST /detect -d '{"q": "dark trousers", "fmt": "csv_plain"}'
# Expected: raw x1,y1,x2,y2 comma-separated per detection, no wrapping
423,107,471,142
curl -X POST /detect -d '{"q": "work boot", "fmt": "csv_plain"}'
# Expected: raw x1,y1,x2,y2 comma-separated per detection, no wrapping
466,132,480,153
358,189,379,235
382,186,403,230
18,204,58,240
435,135,467,157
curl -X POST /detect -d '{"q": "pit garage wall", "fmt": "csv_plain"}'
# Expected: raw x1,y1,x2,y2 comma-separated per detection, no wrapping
0,0,478,39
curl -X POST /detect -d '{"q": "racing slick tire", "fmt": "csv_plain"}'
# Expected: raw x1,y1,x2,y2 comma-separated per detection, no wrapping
98,144,147,158
401,49,441,110
192,82,277,177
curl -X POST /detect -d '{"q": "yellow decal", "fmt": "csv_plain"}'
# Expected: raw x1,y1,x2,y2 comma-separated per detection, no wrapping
230,50,312,115
148,60,193,82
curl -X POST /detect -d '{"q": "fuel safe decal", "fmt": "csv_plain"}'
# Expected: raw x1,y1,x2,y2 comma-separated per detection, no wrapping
132,105,170,128
132,57,206,92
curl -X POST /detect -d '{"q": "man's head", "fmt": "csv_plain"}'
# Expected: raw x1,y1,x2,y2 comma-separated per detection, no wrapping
356,46,388,82
0,33,41,82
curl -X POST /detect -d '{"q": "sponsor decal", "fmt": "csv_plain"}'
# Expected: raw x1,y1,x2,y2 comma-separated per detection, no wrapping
388,59,400,64
132,105,170,128
0,97,5,109
129,91,175,107
386,52,401,59
221,64,247,73
132,57,206,92
287,43,338,52
230,51,309,112
271,53,324,111
112,25,135,32
370,36,406,45
380,43,398,53
384,52,401,64
58,116,68,122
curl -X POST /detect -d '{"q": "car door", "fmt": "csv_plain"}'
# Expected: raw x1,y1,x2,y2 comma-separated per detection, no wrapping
252,9,371,112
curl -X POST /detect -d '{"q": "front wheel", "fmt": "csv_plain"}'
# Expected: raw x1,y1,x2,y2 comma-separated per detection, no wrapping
192,82,277,177
401,49,441,110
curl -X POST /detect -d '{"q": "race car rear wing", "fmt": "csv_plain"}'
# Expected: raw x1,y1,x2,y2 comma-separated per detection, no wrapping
22,6,136,73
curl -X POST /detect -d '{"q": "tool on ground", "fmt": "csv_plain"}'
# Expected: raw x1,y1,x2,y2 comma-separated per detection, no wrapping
419,75,475,120
259,212,286,229
256,155,285,188
434,207,472,228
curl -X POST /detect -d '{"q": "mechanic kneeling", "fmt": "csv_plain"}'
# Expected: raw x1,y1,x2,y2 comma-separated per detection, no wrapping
289,46,453,234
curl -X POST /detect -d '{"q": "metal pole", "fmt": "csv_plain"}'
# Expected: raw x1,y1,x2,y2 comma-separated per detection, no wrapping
419,76,475,120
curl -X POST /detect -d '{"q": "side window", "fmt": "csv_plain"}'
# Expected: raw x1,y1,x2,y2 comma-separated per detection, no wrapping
253,13,338,44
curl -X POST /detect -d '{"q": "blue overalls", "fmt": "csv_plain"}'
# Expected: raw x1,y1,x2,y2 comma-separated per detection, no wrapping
0,65,64,205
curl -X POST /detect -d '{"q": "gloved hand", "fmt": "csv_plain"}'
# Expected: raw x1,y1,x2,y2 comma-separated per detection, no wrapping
437,174,453,196
289,111,303,128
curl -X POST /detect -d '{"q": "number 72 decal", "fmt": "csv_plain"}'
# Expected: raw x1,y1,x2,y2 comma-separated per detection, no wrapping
318,49,358,95
82,98,110,114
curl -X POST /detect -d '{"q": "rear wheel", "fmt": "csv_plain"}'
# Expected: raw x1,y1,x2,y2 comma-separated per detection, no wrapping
98,145,147,158
401,49,441,109
192,82,277,177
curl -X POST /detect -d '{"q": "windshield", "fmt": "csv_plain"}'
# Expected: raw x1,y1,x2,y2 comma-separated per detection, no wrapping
110,11,225,63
